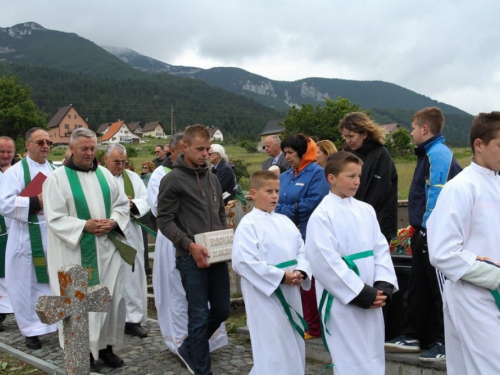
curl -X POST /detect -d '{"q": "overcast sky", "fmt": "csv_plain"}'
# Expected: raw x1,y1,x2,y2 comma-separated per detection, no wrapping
1,0,499,115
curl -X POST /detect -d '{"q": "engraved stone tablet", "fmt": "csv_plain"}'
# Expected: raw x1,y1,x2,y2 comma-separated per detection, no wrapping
195,229,234,264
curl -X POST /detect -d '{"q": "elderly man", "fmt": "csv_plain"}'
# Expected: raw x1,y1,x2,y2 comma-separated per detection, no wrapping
261,135,290,171
43,128,130,369
0,136,16,331
0,128,58,349
104,144,149,338
152,144,166,168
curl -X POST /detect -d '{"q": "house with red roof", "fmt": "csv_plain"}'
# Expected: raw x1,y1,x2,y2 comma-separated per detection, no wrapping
47,104,89,145
101,120,141,144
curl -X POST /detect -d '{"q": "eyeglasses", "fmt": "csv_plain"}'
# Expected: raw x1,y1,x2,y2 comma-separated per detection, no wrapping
31,140,53,147
208,152,216,156
113,161,129,167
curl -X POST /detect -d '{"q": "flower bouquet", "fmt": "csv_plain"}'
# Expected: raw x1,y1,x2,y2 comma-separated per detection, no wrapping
389,225,415,256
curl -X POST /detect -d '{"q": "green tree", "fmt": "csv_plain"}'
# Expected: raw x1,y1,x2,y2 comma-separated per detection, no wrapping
231,159,250,182
0,75,47,139
282,97,364,146
387,128,414,157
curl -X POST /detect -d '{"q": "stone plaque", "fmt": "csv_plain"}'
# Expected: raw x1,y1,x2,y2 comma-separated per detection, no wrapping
195,229,234,264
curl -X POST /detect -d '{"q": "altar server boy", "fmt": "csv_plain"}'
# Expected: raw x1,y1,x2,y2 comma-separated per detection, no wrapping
305,151,398,375
232,170,311,375
427,111,500,374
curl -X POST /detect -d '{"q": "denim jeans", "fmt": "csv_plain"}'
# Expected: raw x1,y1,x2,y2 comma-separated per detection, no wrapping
176,256,230,375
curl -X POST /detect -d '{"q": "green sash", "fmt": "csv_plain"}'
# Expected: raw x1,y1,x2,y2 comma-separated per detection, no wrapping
0,215,7,278
21,158,50,283
122,169,135,198
318,250,374,363
122,170,157,238
490,290,500,311
274,259,309,338
66,167,137,286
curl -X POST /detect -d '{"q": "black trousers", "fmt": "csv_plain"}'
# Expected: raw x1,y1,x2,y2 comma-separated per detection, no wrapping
403,228,445,349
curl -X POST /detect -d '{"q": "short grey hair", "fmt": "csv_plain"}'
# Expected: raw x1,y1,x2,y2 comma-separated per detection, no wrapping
169,132,184,149
105,143,126,156
70,128,96,145
267,135,281,145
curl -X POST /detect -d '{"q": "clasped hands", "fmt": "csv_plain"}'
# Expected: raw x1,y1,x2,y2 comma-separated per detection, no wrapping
85,219,117,236
370,290,387,309
284,270,304,286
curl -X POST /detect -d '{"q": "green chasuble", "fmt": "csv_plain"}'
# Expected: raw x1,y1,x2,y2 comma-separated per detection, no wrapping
66,167,137,286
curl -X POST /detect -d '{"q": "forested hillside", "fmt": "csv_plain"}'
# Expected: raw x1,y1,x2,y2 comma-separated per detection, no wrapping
0,62,281,140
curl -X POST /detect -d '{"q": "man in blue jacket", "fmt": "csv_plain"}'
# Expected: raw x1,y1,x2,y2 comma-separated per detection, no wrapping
385,107,462,362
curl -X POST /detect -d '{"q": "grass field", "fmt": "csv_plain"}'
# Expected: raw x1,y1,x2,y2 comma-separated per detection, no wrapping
50,139,473,200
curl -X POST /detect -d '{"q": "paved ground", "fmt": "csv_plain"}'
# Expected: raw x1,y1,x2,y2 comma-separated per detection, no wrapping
0,314,328,374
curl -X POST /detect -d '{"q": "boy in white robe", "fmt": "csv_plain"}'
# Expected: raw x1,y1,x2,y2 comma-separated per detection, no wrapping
305,152,398,375
232,170,311,375
427,111,500,374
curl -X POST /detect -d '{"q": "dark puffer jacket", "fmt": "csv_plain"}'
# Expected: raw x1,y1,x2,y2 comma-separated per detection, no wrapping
352,140,398,242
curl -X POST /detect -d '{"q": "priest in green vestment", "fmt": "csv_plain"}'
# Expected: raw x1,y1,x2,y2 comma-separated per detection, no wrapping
43,128,130,369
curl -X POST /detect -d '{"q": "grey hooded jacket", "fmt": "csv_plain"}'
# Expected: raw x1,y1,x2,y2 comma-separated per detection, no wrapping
157,154,227,257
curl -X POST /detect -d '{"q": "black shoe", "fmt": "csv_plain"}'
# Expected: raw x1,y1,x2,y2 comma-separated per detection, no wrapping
25,336,42,350
125,323,148,338
99,346,124,368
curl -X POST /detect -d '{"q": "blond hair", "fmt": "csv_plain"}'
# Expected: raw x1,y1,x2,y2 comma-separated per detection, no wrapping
339,112,386,145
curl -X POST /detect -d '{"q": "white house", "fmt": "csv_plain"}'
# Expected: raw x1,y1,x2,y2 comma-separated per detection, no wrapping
101,120,141,143
208,126,224,142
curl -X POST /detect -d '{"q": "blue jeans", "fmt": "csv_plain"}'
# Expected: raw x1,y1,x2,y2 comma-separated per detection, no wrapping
176,256,230,375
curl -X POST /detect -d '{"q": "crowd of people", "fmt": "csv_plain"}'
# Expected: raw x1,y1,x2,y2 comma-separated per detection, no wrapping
0,107,498,374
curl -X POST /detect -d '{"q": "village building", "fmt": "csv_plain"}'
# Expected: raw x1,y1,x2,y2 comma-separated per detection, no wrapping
142,121,166,138
381,123,401,140
101,120,141,144
47,104,89,146
208,126,224,142
97,122,112,136
258,119,284,152
128,121,144,137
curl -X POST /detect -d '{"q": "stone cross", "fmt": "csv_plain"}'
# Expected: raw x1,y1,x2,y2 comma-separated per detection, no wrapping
36,263,111,375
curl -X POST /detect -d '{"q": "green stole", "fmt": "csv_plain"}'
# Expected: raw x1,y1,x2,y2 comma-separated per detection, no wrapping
0,214,7,278
318,249,374,371
65,167,110,286
121,170,156,238
21,158,52,283
274,259,309,338
66,166,137,286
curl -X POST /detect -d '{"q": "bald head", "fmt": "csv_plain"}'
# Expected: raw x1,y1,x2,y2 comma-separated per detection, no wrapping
0,136,15,171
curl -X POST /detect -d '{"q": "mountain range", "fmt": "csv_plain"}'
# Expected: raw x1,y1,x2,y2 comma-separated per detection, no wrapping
0,22,473,145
